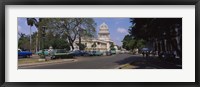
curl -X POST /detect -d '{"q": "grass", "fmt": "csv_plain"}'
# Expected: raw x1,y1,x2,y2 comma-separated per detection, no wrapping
18,58,46,65
18,57,75,65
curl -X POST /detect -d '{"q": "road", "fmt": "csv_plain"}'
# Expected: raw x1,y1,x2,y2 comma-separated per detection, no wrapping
19,54,182,69
20,54,141,69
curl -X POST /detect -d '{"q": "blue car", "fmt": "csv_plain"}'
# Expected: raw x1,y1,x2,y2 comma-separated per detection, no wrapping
36,49,49,56
69,50,89,56
18,49,32,58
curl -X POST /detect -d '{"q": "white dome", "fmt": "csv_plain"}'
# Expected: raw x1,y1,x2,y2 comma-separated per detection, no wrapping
100,22,108,29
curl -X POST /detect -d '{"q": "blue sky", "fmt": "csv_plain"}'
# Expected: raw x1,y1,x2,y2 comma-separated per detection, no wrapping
18,18,132,46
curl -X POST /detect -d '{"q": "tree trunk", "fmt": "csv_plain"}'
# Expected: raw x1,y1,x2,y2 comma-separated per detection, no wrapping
171,38,181,58
179,36,182,59
79,33,81,50
68,37,74,51
38,38,40,50
30,26,32,52
36,32,38,52
70,42,74,50
161,39,165,52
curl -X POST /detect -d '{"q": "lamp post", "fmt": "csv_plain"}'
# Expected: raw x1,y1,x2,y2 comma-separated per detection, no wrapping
41,26,46,59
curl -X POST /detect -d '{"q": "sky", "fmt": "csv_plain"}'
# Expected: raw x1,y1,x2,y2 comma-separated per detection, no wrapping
18,18,132,46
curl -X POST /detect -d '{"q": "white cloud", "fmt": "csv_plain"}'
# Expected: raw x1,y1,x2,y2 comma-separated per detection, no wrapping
18,25,22,32
117,27,128,34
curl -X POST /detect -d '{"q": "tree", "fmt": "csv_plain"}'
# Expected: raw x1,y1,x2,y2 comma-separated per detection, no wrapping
26,18,37,51
34,18,52,51
34,18,42,52
46,18,96,50
129,18,182,58
122,35,146,51
76,43,86,50
77,18,96,50
110,42,115,50
18,33,30,50
91,42,97,50
43,27,70,50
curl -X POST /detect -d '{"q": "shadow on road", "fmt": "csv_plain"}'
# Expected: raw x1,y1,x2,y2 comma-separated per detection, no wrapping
115,55,182,69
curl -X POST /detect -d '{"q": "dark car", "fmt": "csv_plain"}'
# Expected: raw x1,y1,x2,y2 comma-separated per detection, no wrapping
81,51,90,56
18,49,32,58
106,51,112,56
69,50,89,56
158,51,176,59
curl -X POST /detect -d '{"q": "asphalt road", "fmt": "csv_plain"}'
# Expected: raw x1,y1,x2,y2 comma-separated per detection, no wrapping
20,54,139,69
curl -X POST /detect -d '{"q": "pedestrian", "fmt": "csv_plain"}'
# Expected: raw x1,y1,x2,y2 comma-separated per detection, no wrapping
146,51,148,58
142,51,145,57
48,46,54,56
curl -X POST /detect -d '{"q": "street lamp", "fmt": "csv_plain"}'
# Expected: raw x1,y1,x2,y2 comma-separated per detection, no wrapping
41,26,46,59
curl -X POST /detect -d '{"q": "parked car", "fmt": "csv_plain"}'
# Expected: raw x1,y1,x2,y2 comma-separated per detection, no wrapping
119,51,125,54
36,49,49,56
89,51,103,56
158,51,176,59
69,50,89,56
18,49,32,58
106,51,112,56
81,51,90,56
110,50,116,55
50,49,73,59
88,51,94,56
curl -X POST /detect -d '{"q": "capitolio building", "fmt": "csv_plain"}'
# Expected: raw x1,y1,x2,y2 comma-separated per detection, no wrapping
73,22,116,52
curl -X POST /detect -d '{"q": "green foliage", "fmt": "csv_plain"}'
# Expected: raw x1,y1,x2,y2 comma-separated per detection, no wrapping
122,35,146,51
46,39,70,50
18,33,30,50
21,18,96,52
129,18,182,58
76,43,86,50
44,18,96,50
110,43,116,50
18,32,37,51
26,18,37,27
18,31,70,51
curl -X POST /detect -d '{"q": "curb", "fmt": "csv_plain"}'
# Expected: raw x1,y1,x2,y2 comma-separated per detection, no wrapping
116,63,132,69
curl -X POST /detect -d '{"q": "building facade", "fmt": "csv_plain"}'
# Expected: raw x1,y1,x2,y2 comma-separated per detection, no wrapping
73,22,115,52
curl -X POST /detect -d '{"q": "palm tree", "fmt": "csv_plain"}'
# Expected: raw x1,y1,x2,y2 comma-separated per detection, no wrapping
26,18,37,52
34,18,44,52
